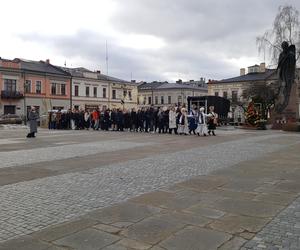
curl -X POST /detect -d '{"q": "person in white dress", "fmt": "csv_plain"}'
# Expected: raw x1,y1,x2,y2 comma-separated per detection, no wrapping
196,107,211,136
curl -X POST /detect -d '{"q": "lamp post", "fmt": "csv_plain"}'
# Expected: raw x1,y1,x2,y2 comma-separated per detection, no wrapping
23,73,27,125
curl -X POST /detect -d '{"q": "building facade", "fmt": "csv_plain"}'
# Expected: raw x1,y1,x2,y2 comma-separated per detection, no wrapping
0,58,71,118
62,67,138,111
208,63,278,123
137,80,208,108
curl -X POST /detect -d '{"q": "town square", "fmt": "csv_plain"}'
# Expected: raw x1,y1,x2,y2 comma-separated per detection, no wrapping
1,0,300,249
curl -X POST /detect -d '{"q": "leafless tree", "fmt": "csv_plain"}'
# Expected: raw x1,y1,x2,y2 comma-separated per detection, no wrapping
257,5,300,65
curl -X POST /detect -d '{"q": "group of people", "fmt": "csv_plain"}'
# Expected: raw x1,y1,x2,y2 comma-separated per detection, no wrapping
47,105,218,136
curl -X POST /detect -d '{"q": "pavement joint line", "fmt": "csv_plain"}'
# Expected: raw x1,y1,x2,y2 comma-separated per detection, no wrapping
0,133,294,243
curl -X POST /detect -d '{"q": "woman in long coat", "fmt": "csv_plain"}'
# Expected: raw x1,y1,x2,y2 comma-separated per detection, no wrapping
27,107,39,138
168,106,177,134
207,106,218,136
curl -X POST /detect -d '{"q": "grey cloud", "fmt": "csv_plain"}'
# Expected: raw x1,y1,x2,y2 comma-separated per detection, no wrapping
17,0,300,82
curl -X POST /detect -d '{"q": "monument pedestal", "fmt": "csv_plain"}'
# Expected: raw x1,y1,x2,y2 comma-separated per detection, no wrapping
271,80,299,129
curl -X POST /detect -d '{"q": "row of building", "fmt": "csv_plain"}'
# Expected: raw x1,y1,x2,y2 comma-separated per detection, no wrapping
0,58,138,118
1,57,299,123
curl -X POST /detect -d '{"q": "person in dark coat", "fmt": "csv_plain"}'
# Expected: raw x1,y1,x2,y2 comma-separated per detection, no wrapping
27,106,39,138
116,109,124,131
208,106,218,136
103,109,110,131
137,108,145,132
130,108,138,132
124,109,131,131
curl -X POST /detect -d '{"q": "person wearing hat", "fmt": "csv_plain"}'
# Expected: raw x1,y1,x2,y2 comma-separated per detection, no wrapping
178,107,189,135
207,106,218,136
196,107,211,136
26,106,39,138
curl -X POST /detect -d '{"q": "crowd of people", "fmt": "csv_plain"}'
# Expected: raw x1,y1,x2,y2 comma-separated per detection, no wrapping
48,105,218,136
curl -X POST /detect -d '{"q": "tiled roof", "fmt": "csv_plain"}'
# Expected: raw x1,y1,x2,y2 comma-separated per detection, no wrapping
138,82,207,91
19,59,70,76
60,67,128,83
217,69,277,83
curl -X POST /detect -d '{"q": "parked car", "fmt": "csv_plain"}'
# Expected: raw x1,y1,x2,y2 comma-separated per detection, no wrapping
0,114,23,124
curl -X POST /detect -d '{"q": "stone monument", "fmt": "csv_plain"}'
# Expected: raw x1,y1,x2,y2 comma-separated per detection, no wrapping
272,41,299,129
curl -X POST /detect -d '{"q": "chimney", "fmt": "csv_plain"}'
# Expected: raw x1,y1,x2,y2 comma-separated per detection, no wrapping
96,70,101,74
46,59,50,64
259,62,266,72
176,79,182,84
131,80,136,83
240,68,245,76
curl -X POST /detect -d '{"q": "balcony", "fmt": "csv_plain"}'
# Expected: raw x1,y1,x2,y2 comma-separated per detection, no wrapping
1,90,24,99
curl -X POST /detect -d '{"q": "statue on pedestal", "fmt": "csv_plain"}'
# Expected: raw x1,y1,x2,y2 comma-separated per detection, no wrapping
275,41,296,113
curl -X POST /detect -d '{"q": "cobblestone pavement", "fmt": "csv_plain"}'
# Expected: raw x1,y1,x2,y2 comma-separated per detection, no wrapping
0,129,300,249
0,130,296,243
0,140,154,169
242,196,300,250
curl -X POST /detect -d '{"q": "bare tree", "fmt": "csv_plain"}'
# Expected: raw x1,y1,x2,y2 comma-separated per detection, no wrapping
257,5,300,64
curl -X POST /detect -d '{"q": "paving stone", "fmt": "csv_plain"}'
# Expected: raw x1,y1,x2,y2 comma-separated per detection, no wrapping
122,214,186,244
31,217,98,242
88,202,161,224
0,132,287,242
176,177,228,192
253,192,296,206
218,236,247,250
53,228,120,250
212,198,284,218
159,211,212,227
221,179,263,193
93,224,122,234
117,238,152,249
0,235,51,250
149,246,165,250
239,232,256,240
112,222,134,228
184,204,226,219
159,226,231,250
209,215,269,234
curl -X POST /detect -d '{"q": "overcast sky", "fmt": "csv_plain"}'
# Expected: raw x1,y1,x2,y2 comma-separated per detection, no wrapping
1,0,300,82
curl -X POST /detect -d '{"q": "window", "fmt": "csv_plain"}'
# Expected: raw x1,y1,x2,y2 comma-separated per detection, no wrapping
103,88,106,98
214,92,219,96
161,96,164,104
4,105,16,115
143,96,146,105
86,86,90,97
112,89,116,99
61,84,66,96
4,79,16,92
128,91,132,100
74,85,79,96
168,96,171,104
178,95,182,105
232,90,238,102
123,90,127,98
148,96,152,105
36,81,41,94
223,91,227,99
155,96,158,105
93,87,97,97
25,80,31,93
51,83,57,95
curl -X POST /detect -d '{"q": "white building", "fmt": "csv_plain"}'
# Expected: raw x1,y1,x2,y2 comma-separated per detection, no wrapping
62,67,138,110
137,79,208,107
208,63,277,123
